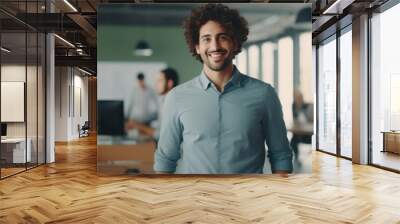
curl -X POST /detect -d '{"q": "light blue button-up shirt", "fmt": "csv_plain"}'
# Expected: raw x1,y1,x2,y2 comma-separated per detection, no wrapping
154,66,293,174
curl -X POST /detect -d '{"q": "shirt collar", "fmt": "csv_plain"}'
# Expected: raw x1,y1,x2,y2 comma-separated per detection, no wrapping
198,65,242,90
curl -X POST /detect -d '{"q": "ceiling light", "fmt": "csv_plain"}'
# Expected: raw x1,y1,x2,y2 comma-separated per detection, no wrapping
322,0,353,15
63,0,78,12
54,34,75,48
1,47,11,53
78,67,92,76
296,7,311,23
134,40,153,56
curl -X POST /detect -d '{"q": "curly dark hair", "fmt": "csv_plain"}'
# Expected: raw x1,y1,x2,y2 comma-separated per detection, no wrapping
183,3,249,62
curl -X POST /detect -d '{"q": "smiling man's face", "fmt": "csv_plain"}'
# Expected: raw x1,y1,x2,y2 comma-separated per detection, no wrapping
195,20,237,72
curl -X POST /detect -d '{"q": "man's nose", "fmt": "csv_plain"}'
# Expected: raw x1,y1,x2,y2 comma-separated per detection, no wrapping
210,38,221,51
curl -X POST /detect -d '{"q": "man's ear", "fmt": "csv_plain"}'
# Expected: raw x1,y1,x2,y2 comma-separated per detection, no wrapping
167,80,174,90
195,44,200,54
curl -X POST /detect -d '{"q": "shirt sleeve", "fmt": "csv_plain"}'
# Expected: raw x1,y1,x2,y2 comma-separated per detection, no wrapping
153,90,182,173
264,85,293,173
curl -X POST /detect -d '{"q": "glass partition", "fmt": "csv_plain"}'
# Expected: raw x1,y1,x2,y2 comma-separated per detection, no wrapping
317,35,337,154
339,26,352,158
1,30,28,177
371,3,400,171
27,30,38,169
0,1,46,179
38,32,45,165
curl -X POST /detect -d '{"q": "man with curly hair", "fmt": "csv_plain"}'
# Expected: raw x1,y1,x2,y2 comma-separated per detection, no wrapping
154,3,293,175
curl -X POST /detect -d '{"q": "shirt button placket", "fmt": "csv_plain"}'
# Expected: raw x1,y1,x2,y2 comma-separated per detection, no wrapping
217,93,222,173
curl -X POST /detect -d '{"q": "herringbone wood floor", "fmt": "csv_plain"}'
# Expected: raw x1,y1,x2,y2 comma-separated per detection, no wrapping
1,135,400,224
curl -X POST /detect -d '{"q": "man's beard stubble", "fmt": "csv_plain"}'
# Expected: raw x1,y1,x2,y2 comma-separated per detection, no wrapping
204,49,233,72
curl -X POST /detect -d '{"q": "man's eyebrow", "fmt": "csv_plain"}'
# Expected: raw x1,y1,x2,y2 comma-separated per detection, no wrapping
200,34,211,39
218,32,229,36
200,33,229,39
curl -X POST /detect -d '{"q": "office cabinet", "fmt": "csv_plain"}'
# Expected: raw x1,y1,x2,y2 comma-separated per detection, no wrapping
382,131,400,154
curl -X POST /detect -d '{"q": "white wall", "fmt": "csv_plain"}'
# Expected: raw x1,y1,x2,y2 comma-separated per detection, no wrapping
72,73,89,138
55,67,68,141
1,65,39,137
1,65,26,130
98,61,166,116
1,64,46,163
55,67,89,141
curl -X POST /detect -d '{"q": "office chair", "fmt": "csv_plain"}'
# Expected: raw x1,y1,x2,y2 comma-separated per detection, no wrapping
78,121,90,138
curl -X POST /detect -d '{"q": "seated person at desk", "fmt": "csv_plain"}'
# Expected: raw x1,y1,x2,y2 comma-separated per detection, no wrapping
290,89,313,160
125,68,179,141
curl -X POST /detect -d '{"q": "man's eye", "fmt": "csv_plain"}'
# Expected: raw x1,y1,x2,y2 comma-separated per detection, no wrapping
220,35,229,41
202,38,210,42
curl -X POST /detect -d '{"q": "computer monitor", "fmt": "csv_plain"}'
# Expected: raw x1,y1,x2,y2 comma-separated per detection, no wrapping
97,100,125,136
1,123,6,137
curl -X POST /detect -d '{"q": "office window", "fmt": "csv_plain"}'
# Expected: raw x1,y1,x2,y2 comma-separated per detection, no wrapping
236,49,247,74
317,35,337,154
371,3,400,171
299,32,313,103
262,42,274,86
312,45,317,148
248,44,260,79
339,27,352,158
278,36,293,127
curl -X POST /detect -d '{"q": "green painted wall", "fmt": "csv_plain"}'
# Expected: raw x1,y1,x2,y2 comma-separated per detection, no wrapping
98,25,202,83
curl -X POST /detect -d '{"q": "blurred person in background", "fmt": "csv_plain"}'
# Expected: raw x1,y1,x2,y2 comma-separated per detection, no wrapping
125,72,158,133
128,68,179,141
290,89,313,160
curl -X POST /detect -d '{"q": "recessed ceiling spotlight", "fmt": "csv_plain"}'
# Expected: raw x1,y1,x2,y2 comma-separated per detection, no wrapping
1,47,11,53
54,34,75,48
63,0,78,12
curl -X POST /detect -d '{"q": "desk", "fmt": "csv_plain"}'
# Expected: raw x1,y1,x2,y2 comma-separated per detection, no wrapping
382,131,400,154
1,138,31,164
288,122,314,136
97,141,156,175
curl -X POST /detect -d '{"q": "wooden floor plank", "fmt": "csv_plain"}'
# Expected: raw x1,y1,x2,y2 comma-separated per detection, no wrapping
0,135,400,223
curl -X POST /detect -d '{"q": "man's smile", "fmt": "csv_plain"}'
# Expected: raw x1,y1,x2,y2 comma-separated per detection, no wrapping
207,50,227,61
